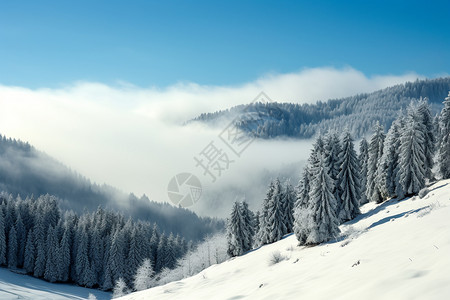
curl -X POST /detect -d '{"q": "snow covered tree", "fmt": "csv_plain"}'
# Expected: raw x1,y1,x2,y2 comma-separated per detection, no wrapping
227,201,249,256
366,122,385,203
398,106,427,197
24,229,35,273
281,181,295,233
105,229,126,287
295,166,311,210
134,258,155,291
58,228,71,282
378,117,402,200
324,131,342,205
44,225,59,282
359,138,369,204
240,201,254,250
0,209,6,266
75,228,89,285
439,92,450,179
337,131,361,223
417,99,436,180
7,225,18,268
255,181,274,247
164,233,177,270
266,178,287,243
112,277,129,298
15,213,26,267
297,152,340,245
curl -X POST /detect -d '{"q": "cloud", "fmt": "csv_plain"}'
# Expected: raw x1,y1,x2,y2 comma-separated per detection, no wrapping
0,67,422,217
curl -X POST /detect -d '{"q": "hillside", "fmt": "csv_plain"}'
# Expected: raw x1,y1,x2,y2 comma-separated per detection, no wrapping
119,179,450,300
0,135,223,242
0,267,110,300
191,77,450,139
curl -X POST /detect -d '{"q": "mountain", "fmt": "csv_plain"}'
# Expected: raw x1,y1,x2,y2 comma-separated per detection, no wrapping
0,134,223,241
119,179,450,300
190,77,450,139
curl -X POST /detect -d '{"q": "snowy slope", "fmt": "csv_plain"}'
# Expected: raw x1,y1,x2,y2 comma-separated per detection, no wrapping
120,180,450,300
0,268,111,300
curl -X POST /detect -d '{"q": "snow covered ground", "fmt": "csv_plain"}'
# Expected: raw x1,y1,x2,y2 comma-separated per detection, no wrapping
0,268,111,300
120,179,450,300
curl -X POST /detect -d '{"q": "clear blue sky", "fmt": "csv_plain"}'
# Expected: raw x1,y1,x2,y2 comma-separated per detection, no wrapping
0,0,449,88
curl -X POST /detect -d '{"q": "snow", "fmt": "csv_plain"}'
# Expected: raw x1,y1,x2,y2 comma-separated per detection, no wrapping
0,268,111,300
119,180,450,300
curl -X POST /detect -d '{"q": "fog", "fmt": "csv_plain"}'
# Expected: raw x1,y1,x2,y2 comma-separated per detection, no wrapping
0,67,421,217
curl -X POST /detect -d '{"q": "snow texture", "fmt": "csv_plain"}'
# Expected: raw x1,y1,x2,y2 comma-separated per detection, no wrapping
119,180,450,300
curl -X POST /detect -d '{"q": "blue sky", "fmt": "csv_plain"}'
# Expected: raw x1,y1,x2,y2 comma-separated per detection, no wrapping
0,0,449,88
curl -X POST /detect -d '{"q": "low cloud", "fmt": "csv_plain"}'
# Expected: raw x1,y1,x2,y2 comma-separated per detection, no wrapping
0,67,422,217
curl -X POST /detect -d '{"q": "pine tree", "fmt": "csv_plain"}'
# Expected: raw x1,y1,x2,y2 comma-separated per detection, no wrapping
338,131,361,223
75,228,90,285
281,181,295,234
417,99,436,180
266,178,287,243
155,232,167,272
255,181,274,247
299,152,340,245
366,122,386,203
378,118,402,200
398,106,427,197
134,259,155,291
239,201,254,251
0,209,6,265
15,213,26,267
324,131,342,206
227,201,247,257
295,166,311,210
106,229,125,287
24,229,35,274
439,92,450,179
164,233,177,270
58,228,71,282
8,225,18,268
112,277,129,298
359,138,369,204
44,225,59,282
34,216,47,278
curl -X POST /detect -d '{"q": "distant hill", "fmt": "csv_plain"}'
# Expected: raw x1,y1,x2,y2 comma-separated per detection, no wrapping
190,77,450,139
0,134,223,241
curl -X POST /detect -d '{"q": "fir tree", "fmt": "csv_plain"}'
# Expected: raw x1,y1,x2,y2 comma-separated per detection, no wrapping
378,118,402,200
134,258,155,291
281,181,295,234
338,131,361,223
227,201,247,257
112,277,129,298
417,99,436,180
266,178,287,243
301,153,340,245
240,201,254,251
24,229,35,274
439,92,450,179
398,106,427,197
255,181,274,247
8,225,18,268
366,122,385,203
359,138,369,204
44,225,59,282
15,213,26,267
0,209,6,265
58,228,71,282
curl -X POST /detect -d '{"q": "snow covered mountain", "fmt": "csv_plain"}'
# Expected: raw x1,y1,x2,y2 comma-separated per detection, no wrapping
119,179,450,300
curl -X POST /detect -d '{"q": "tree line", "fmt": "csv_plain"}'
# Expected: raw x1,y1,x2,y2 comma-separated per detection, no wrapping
227,92,450,254
0,193,191,291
